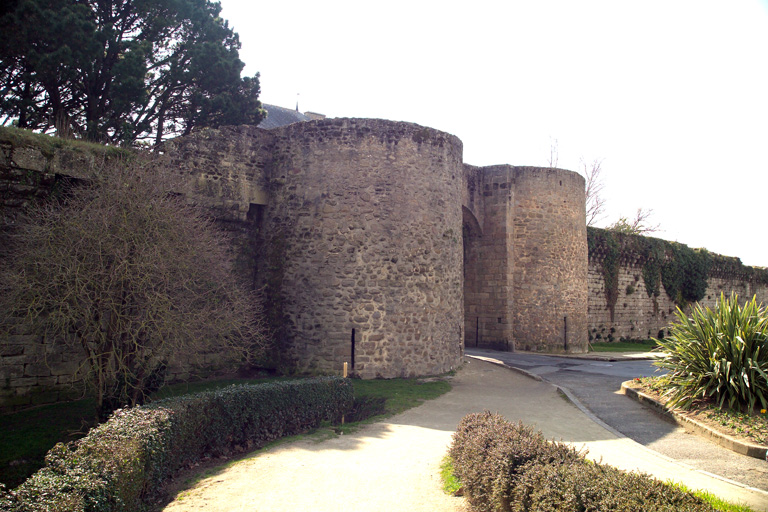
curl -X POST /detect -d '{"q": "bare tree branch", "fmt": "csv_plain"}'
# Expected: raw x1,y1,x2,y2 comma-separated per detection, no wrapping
608,208,661,235
582,158,606,226
0,158,269,418
548,137,559,168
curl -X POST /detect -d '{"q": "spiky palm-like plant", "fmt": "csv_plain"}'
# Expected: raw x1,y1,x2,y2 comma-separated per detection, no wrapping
654,292,768,412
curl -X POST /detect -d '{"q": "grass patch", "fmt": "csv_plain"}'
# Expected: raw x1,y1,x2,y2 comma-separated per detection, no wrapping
0,374,452,488
350,377,451,416
589,339,657,352
672,482,757,512
0,397,97,489
0,125,131,160
440,455,462,494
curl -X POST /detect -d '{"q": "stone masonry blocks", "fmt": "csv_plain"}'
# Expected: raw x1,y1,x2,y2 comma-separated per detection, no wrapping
4,119,764,411
264,119,465,378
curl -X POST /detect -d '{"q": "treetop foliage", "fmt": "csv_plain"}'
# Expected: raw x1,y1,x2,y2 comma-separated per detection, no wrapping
0,0,264,146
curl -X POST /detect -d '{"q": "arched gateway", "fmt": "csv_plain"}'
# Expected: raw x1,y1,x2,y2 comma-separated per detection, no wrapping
164,118,588,378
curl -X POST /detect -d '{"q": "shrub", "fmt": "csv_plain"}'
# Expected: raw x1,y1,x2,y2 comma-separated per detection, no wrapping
654,293,768,412
449,412,580,512
450,413,715,512
0,377,353,511
511,459,713,511
0,159,269,418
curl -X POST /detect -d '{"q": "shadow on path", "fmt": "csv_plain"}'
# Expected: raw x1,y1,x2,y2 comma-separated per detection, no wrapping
159,358,768,512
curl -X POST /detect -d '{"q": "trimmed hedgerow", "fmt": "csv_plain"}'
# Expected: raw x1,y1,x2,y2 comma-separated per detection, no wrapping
511,459,713,512
449,412,581,512
450,412,714,512
0,377,353,512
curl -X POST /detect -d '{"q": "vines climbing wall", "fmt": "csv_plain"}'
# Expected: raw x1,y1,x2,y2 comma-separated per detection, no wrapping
587,227,768,342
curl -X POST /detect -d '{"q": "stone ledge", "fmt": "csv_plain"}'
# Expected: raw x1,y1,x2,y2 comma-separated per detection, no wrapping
621,380,768,461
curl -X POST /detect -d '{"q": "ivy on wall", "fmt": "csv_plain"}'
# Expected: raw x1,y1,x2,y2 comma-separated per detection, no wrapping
587,228,620,320
639,238,664,298
587,227,765,310
659,243,712,306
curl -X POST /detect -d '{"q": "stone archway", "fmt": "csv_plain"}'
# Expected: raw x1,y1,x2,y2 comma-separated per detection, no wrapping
462,206,483,347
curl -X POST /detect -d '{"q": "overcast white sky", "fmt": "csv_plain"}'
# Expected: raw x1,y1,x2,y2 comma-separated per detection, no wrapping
219,0,768,267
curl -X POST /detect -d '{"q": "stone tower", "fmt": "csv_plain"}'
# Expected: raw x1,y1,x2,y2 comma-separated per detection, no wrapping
163,117,588,378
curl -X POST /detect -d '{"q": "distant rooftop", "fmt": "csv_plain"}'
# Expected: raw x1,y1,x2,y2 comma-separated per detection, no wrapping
258,104,325,129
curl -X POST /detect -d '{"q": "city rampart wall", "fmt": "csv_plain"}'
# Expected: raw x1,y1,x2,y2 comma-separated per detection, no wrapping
6,122,765,410
463,165,515,349
588,228,768,342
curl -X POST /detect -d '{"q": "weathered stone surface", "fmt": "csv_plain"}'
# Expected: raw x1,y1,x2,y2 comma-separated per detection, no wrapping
588,258,768,342
0,344,25,357
24,363,53,378
2,120,764,410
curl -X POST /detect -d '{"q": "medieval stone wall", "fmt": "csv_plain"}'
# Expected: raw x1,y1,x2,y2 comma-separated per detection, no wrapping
462,165,515,349
160,124,274,218
0,130,262,410
262,119,465,378
0,136,121,409
588,258,677,341
461,165,588,353
9,120,766,410
588,233,768,342
1,320,83,409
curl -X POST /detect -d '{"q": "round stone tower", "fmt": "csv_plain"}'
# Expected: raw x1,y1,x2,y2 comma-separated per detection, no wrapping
265,118,465,378
511,167,588,352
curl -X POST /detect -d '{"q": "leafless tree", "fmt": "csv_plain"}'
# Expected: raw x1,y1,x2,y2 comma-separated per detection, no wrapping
582,158,607,226
548,137,559,168
608,208,661,235
0,158,269,417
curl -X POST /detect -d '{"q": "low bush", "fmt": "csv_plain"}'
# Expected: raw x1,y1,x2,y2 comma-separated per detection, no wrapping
654,292,768,412
450,412,715,512
511,459,713,511
449,412,580,512
334,395,387,424
0,377,353,512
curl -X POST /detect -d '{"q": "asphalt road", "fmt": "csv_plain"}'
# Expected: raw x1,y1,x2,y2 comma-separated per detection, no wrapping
466,348,768,492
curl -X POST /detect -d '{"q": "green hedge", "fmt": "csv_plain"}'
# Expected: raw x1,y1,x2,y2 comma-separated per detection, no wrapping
0,377,353,512
450,412,715,512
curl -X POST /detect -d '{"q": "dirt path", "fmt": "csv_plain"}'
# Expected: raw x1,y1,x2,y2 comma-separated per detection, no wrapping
160,358,768,512
160,358,582,512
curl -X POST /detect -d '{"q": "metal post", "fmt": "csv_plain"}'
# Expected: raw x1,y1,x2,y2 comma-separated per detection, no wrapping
564,316,568,352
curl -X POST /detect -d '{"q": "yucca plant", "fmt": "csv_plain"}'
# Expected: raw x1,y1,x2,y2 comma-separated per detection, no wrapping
654,292,768,412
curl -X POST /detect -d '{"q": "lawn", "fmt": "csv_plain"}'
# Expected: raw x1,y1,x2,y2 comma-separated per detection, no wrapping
0,397,98,489
589,339,658,352
0,374,451,489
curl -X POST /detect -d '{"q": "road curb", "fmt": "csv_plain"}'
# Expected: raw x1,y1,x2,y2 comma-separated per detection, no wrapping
621,381,768,461
465,352,768,500
466,355,628,438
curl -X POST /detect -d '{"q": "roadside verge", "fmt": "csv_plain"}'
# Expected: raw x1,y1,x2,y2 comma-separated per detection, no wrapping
621,381,768,461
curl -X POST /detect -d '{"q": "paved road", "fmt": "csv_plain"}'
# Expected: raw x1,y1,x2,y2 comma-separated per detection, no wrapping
466,348,768,492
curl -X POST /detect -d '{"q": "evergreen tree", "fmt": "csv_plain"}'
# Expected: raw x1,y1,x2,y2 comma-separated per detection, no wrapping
0,0,264,145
